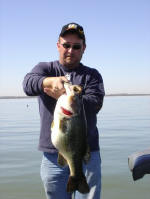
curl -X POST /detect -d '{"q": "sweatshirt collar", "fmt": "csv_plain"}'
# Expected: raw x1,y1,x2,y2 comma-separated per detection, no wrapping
57,61,82,72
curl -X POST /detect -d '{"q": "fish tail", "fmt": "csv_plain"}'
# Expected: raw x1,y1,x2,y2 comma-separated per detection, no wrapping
67,176,78,193
67,175,90,194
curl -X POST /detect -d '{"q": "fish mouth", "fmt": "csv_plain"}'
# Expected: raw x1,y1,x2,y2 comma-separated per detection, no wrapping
61,107,73,116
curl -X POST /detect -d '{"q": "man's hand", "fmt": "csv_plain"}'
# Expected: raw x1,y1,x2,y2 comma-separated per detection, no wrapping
42,76,68,99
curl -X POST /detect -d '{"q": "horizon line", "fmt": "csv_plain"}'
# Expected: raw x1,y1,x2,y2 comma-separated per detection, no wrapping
0,93,150,99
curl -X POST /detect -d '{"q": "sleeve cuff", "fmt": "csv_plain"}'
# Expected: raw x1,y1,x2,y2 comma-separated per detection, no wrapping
38,76,46,93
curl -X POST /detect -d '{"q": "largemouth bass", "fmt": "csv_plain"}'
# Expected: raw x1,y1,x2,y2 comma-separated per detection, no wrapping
51,83,90,193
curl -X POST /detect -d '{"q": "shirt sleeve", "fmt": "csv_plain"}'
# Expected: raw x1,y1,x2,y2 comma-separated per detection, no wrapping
23,62,50,96
82,68,105,114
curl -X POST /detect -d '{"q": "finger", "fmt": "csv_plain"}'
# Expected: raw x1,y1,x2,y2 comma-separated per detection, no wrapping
44,88,57,99
60,88,66,93
43,88,52,96
44,88,49,93
60,76,69,83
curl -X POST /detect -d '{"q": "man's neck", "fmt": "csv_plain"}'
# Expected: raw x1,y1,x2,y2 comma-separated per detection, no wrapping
59,61,80,69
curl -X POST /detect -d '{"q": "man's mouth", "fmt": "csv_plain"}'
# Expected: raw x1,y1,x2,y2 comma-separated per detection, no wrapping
66,54,74,58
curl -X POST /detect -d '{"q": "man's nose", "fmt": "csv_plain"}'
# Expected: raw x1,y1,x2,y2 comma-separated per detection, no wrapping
68,47,74,53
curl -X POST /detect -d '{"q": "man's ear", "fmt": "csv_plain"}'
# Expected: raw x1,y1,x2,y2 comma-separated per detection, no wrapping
82,44,86,53
57,42,60,50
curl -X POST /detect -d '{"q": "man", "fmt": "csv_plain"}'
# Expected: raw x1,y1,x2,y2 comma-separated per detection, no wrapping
23,22,105,199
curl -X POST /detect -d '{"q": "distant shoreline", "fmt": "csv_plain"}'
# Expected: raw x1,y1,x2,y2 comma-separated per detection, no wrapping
0,94,150,99
106,94,150,97
0,96,37,99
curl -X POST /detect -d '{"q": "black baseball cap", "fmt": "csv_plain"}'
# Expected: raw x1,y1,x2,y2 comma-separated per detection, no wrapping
59,23,86,44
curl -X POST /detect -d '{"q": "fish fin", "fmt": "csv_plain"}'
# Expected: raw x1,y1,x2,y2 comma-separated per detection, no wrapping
57,153,68,167
83,145,91,164
77,176,90,194
67,176,78,193
67,176,90,194
59,118,68,133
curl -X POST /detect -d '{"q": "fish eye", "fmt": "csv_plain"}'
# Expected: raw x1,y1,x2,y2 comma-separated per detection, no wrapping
73,86,82,94
73,87,79,92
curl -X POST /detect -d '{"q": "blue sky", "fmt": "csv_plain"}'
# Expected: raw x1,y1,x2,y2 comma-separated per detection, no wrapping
0,0,150,96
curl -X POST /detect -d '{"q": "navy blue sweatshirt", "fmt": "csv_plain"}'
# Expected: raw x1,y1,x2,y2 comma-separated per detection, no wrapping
23,61,105,153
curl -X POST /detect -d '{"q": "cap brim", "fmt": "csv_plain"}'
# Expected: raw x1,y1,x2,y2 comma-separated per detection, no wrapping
60,29,85,40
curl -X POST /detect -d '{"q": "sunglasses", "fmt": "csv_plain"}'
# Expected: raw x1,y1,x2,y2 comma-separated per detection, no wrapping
60,43,82,50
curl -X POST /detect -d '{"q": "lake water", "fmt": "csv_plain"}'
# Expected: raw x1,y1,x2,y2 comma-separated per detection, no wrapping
0,96,150,199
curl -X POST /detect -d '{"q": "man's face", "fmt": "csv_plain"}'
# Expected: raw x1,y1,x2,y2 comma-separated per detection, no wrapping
57,33,86,69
